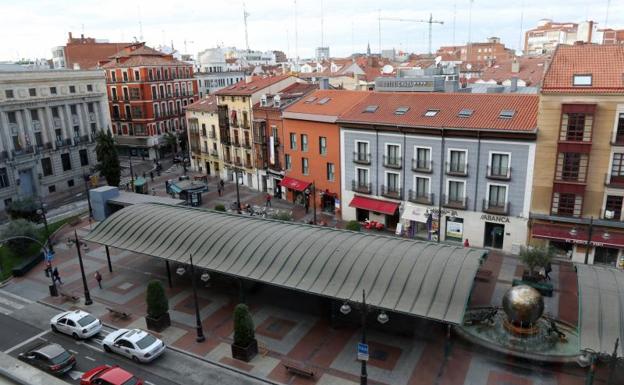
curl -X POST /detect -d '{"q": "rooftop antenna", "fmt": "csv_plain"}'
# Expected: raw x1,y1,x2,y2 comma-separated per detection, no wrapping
294,0,299,64
518,0,525,54
467,0,474,60
138,5,144,41
320,0,324,49
605,0,611,27
452,2,457,45
243,2,250,52
378,9,382,54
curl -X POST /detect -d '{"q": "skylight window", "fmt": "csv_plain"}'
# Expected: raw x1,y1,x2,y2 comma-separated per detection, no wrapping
317,97,331,105
424,109,439,117
394,106,410,115
499,109,516,119
363,105,379,113
304,96,317,104
572,74,592,86
248,86,257,90
458,108,474,118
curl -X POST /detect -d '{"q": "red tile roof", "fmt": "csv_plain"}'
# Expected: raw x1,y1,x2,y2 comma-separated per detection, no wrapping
542,43,624,94
337,92,538,132
284,89,370,118
186,95,218,113
478,56,550,86
214,75,292,96
99,43,190,69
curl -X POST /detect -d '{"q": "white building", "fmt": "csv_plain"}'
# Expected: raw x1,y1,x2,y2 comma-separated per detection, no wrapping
524,19,596,55
0,69,111,211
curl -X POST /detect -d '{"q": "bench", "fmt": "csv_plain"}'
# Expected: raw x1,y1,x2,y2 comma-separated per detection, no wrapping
283,362,315,379
106,307,131,320
475,269,493,282
59,290,80,302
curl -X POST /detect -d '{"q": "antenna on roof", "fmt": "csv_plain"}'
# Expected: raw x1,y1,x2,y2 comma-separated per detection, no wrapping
518,0,525,54
243,2,250,52
452,2,457,45
294,0,299,65
320,0,324,49
138,5,143,41
605,0,611,27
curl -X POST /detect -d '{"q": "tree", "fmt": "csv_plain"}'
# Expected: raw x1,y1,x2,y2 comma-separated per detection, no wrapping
95,130,121,186
345,220,361,231
146,280,169,318
163,132,178,154
214,204,226,212
519,245,554,277
178,130,188,154
233,304,255,347
6,198,40,222
1,219,38,254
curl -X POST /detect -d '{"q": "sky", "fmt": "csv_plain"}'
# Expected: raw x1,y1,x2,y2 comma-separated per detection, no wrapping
1,0,623,61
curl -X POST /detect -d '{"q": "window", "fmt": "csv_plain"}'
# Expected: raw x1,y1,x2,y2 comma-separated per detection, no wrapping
87,84,93,92
499,109,515,119
327,163,335,181
605,195,623,220
357,168,369,185
0,168,9,188
355,141,369,163
201,124,207,137
7,111,16,124
67,179,74,187
488,185,507,207
48,185,56,193
289,133,297,150
561,153,581,180
29,88,36,97
41,158,53,176
490,153,510,177
363,105,379,113
50,87,57,95
61,153,71,171
612,153,624,176
394,106,409,115
573,75,592,86
424,109,439,117
79,149,89,166
317,97,330,105
449,150,466,174
385,144,401,167
123,72,128,82
301,134,308,151
415,147,431,170
285,154,292,170
302,157,309,175
415,177,429,197
615,113,624,143
554,193,578,216
319,137,327,155
134,70,140,80
564,113,587,141
30,109,39,121
448,180,465,202
69,85,76,93
386,172,400,192
458,108,474,117
5,89,14,98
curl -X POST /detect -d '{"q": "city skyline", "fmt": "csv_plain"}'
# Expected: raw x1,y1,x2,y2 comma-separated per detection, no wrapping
2,0,623,62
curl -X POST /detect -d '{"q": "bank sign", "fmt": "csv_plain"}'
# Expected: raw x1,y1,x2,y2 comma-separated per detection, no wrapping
374,77,442,92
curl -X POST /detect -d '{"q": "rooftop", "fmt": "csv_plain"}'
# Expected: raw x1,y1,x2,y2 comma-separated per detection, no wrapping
477,55,550,86
186,94,218,113
99,43,190,69
214,75,292,96
283,89,370,121
253,82,318,110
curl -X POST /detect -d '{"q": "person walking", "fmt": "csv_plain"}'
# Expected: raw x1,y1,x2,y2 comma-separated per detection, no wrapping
52,267,62,285
219,179,225,191
265,193,272,208
150,171,154,181
94,271,103,289
217,184,222,196
544,262,552,281
463,238,470,248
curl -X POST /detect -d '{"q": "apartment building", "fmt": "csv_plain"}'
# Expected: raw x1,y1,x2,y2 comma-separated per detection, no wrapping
186,95,220,175
52,32,132,70
530,43,624,268
338,92,538,252
524,19,594,55
214,75,297,189
0,69,110,211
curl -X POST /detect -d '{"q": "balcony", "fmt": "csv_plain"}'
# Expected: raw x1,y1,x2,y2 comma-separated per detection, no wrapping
234,158,243,167
220,137,231,146
605,173,624,188
482,199,510,215
209,132,216,139
445,162,468,177
233,140,241,148
244,160,253,169
486,165,511,180
11,146,35,157
408,190,434,205
243,141,252,149
412,159,432,173
442,194,468,210
381,185,402,200
353,152,371,165
56,138,72,148
210,149,219,158
383,156,402,169
224,155,232,164
351,180,372,194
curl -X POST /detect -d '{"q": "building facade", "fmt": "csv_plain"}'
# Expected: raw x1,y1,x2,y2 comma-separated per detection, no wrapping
195,71,246,97
530,44,624,268
214,75,297,190
52,32,132,70
0,69,111,212
186,95,221,175
524,19,594,55
99,43,199,159
600,28,624,45
338,92,538,252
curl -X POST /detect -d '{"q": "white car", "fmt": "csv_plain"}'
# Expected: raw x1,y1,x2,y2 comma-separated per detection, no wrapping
50,310,101,339
102,329,165,363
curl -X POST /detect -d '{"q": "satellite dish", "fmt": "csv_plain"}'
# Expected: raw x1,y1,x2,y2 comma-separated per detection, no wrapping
434,56,442,65
382,64,394,74
466,63,472,70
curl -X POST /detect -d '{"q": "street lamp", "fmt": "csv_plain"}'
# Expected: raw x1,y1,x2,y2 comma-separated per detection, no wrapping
304,182,317,225
36,200,52,253
74,230,92,305
83,174,93,218
176,253,208,342
339,289,390,385
233,167,242,214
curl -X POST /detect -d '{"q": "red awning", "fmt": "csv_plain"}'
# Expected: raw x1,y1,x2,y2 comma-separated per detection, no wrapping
532,223,624,249
280,176,310,192
349,196,399,215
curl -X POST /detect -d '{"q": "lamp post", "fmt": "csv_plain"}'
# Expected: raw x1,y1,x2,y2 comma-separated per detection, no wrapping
176,253,209,342
340,289,389,385
304,183,317,224
584,217,594,265
83,174,92,218
74,230,92,305
36,200,52,253
234,167,241,214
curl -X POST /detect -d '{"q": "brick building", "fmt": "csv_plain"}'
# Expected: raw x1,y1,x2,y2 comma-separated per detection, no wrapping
52,32,132,70
600,28,624,45
98,43,199,159
436,37,515,65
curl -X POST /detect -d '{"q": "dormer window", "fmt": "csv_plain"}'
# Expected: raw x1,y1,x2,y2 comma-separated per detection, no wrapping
458,108,474,118
573,74,592,86
317,97,330,105
394,106,410,115
304,96,317,103
499,109,515,119
363,105,379,113
424,109,439,117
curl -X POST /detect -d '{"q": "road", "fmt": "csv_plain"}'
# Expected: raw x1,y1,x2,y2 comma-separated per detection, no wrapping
0,291,270,385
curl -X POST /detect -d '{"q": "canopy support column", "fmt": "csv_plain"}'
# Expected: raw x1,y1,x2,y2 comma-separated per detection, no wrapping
105,246,113,273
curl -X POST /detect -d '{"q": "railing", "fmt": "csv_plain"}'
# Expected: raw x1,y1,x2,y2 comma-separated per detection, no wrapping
445,162,468,177
43,142,53,150
243,141,252,149
234,158,243,167
224,155,232,164
411,159,432,173
408,191,434,205
482,199,510,215
80,135,90,143
605,173,624,188
353,152,371,165
210,149,219,157
351,180,372,194
244,160,253,169
383,156,402,169
56,138,72,148
73,136,82,145
486,165,511,180
233,140,241,147
220,137,231,145
12,146,35,157
442,194,468,209
381,185,402,200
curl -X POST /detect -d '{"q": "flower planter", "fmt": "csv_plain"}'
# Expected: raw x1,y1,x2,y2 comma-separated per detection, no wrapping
231,339,258,362
145,312,171,332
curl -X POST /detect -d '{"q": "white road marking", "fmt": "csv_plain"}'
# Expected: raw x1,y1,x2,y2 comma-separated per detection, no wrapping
85,356,96,362
68,370,84,380
0,296,25,310
4,330,49,353
69,349,78,354
0,304,12,315
0,290,33,304
145,381,156,385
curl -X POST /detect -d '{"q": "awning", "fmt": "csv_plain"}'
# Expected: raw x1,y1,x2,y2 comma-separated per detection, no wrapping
280,176,310,192
576,264,624,357
532,223,624,249
134,177,146,187
402,203,431,223
349,196,399,215
169,184,182,194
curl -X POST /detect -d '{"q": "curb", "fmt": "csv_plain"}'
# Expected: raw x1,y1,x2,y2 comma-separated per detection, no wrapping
36,300,280,385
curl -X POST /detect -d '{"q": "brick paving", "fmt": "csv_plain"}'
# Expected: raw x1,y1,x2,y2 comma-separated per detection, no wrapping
2,216,615,385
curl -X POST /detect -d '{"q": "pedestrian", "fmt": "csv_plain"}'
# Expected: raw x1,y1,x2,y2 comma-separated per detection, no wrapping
545,262,552,281
94,271,102,289
265,193,272,208
44,261,52,277
463,238,470,248
219,179,225,190
217,184,222,196
150,171,154,181
52,267,62,285
304,199,309,214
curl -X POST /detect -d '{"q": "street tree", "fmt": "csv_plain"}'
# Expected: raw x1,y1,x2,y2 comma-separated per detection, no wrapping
163,132,178,154
1,219,37,254
95,130,121,186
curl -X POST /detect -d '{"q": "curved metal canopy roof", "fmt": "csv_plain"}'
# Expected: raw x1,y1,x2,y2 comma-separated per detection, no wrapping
84,203,486,324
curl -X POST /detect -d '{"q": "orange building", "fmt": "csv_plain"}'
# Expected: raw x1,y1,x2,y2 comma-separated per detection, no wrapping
281,90,369,219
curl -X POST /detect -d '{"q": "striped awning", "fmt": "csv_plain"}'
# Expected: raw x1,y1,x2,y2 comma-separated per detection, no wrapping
84,203,486,324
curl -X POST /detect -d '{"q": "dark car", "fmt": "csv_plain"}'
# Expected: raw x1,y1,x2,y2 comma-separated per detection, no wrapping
80,365,143,385
18,342,75,375
173,154,183,163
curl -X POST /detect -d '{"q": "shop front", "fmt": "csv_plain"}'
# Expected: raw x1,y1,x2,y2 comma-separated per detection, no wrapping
267,170,284,199
279,176,310,205
348,195,400,229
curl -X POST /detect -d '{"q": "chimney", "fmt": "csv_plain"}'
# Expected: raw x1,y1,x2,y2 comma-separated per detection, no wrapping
245,75,253,84
319,77,330,90
510,76,518,92
511,60,520,73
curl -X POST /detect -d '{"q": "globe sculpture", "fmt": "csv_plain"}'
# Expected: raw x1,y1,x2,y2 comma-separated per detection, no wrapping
502,285,544,326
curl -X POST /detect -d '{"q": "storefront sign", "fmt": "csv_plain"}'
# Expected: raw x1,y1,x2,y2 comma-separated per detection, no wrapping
480,214,510,223
446,218,464,240
269,136,275,165
335,198,341,209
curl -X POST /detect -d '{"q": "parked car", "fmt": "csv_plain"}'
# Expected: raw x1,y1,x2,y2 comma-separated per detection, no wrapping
18,342,75,375
173,154,183,163
50,310,101,339
102,328,165,363
80,365,143,385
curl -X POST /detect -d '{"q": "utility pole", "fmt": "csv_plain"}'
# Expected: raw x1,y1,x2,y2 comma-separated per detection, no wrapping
378,9,381,55
320,0,324,49
243,2,250,52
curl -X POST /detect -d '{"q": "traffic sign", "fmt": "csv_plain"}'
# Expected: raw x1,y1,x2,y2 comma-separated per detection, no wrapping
357,342,369,361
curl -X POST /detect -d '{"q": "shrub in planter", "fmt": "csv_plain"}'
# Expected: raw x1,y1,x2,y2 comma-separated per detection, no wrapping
345,220,361,231
214,204,226,212
145,280,170,331
519,245,553,282
6,198,40,223
231,304,257,362
271,212,292,221
1,219,38,254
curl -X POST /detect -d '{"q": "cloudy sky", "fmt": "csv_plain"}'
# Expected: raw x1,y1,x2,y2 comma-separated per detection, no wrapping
2,0,623,61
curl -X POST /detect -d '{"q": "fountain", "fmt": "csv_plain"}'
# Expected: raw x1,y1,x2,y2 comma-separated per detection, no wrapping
455,285,580,363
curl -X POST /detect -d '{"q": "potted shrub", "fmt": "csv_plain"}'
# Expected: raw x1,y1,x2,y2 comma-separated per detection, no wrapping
345,220,361,231
145,280,170,331
520,245,553,282
214,204,226,212
231,304,257,362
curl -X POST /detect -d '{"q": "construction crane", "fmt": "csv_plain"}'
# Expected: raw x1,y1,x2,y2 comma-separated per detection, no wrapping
243,2,250,52
379,14,444,56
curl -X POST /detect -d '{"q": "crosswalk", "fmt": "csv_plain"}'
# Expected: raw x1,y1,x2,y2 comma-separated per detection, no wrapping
0,290,33,315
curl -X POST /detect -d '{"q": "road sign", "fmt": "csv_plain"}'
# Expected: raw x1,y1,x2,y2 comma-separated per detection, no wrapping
357,342,369,361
